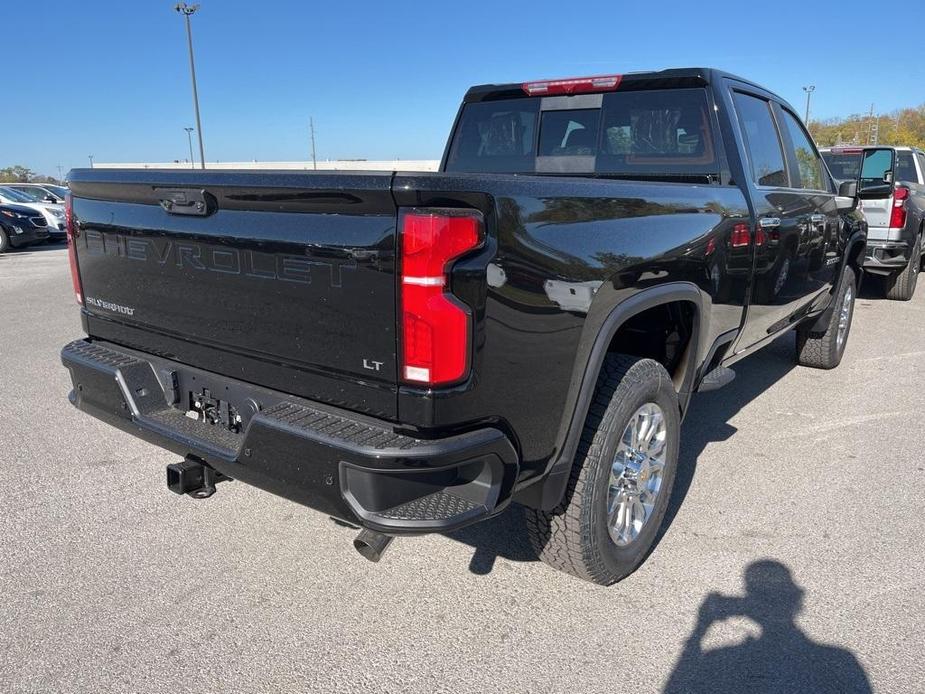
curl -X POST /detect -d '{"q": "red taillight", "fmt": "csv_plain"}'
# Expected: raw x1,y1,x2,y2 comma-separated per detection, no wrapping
890,186,909,229
731,223,751,248
522,74,622,96
400,209,481,386
65,193,83,304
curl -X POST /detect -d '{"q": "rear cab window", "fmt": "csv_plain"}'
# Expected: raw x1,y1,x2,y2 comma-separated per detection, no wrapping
596,89,718,178
822,150,862,182
895,151,918,184
444,99,539,173
825,149,922,185
444,87,720,182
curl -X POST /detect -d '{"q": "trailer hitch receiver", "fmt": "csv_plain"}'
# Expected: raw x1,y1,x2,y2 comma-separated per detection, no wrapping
166,457,228,498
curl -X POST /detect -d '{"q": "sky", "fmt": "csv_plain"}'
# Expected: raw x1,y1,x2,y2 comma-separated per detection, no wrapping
6,0,925,177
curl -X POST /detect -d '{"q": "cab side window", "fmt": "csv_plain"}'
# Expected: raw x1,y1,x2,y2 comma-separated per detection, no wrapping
895,152,918,184
733,92,788,187
779,110,826,191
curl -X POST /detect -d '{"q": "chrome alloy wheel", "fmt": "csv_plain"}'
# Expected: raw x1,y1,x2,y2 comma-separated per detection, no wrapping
607,403,668,547
836,283,854,351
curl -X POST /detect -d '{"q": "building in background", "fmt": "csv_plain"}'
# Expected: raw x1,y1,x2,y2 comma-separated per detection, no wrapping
93,160,440,171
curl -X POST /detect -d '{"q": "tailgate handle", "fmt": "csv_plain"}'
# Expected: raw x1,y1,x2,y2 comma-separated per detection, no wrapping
155,188,214,217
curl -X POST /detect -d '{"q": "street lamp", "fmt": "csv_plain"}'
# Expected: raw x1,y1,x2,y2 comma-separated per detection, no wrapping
88,155,94,169
802,85,816,125
184,127,195,168
175,3,206,169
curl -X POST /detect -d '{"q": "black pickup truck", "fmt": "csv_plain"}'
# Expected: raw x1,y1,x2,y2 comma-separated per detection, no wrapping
62,68,867,585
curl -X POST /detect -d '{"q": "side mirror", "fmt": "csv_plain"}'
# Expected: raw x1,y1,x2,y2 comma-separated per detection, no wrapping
835,179,858,210
44,195,57,203
838,180,857,198
857,147,895,199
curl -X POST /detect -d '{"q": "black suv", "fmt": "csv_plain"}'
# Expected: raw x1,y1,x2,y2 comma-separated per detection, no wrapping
0,203,50,252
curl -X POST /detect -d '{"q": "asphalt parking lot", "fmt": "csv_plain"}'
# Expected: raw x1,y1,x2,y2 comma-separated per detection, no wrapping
1,244,924,693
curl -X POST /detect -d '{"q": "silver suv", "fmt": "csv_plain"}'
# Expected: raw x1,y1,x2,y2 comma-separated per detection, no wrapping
822,146,925,300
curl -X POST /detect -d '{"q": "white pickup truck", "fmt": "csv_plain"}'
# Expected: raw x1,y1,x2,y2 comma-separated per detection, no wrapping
822,146,925,300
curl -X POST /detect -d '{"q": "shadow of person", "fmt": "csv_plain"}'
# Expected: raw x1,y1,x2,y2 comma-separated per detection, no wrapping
664,560,871,694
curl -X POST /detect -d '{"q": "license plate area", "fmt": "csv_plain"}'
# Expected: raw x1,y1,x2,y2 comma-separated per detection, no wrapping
186,387,244,434
166,369,270,435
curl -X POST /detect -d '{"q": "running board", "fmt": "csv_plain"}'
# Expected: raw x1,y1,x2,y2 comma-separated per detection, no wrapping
697,366,736,393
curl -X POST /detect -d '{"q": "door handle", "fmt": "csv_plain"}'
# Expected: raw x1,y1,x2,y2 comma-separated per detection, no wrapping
809,214,826,224
758,217,781,229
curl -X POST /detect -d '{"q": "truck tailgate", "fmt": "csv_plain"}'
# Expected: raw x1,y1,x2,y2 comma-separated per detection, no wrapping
68,170,398,418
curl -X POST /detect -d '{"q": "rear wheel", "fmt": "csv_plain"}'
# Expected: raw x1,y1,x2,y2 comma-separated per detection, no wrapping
796,264,856,369
883,236,920,301
524,354,680,585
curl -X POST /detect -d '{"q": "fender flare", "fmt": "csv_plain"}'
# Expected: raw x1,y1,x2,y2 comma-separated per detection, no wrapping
515,281,708,510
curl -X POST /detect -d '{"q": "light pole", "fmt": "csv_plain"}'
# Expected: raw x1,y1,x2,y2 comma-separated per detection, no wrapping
88,155,94,169
184,127,195,168
175,3,206,169
309,117,317,170
802,85,815,125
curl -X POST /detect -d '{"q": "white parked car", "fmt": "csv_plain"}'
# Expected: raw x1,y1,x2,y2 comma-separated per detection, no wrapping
0,186,66,241
5,182,68,204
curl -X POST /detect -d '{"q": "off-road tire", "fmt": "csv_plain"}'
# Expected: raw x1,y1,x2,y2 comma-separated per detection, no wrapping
523,354,680,585
883,235,920,301
796,264,856,369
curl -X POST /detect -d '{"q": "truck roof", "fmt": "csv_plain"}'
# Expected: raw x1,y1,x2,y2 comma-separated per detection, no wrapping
464,67,786,104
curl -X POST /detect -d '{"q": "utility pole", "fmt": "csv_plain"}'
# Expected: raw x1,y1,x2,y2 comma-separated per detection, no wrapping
867,104,875,145
310,117,317,170
184,127,196,168
802,85,815,125
56,165,63,181
88,155,94,169
175,3,206,169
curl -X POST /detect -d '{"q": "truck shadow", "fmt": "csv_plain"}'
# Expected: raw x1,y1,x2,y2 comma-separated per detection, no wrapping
445,333,798,576
858,273,887,300
0,242,67,258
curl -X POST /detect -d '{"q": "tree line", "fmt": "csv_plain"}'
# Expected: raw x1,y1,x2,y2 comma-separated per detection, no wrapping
0,165,61,184
810,103,925,149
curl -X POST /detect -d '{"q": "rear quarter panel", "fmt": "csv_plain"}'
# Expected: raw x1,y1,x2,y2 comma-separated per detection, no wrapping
394,173,750,482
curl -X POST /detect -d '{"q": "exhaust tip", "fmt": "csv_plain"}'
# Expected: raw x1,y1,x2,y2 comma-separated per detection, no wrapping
353,528,394,562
